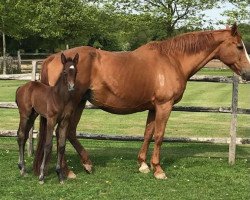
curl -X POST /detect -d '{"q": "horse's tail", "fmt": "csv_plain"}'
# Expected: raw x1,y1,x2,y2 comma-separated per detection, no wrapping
33,55,54,175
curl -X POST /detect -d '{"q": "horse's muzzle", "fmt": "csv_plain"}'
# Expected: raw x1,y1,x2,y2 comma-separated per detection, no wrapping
241,70,250,81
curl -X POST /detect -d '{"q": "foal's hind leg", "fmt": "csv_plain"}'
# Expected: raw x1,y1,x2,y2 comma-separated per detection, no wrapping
17,111,38,176
138,110,155,174
17,116,29,176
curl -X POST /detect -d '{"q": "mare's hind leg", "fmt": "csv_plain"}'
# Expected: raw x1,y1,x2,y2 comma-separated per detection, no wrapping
138,110,155,174
67,100,92,173
17,110,38,176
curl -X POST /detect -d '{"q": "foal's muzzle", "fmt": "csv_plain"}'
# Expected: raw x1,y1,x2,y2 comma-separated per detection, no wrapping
68,83,75,91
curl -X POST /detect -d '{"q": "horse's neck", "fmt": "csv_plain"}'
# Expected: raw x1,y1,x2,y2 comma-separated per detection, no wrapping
53,74,70,103
180,31,230,79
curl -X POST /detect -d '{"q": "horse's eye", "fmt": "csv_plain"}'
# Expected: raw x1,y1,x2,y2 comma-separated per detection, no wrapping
237,44,243,50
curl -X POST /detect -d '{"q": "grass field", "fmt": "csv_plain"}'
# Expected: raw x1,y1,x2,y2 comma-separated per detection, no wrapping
0,137,249,200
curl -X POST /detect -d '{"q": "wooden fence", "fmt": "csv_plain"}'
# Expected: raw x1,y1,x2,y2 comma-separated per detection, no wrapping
0,61,249,165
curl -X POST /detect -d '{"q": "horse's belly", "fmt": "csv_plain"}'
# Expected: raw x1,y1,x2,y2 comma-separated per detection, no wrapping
88,90,154,114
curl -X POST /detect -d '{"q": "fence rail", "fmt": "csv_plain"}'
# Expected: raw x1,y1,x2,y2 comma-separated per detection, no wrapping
0,61,249,165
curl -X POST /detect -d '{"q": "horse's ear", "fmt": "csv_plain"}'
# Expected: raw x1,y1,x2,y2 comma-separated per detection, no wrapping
61,53,67,65
73,53,79,65
231,22,238,36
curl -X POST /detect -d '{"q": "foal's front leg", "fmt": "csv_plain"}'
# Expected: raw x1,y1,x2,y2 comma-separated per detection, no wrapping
55,119,69,184
39,118,55,184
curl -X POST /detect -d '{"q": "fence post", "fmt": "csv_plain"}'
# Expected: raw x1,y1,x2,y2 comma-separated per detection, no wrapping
17,50,21,72
27,60,37,157
2,31,6,75
228,73,239,165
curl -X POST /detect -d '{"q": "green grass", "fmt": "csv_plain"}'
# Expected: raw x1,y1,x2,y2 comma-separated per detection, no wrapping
196,68,233,76
0,137,249,200
0,80,27,102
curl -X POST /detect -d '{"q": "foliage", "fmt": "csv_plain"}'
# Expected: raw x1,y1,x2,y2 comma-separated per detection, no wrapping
220,0,250,25
1,0,250,52
100,0,218,37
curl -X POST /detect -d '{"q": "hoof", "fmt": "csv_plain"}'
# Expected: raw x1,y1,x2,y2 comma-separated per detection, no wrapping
67,170,76,179
154,172,167,180
139,162,150,174
39,180,44,185
20,171,28,177
83,164,92,173
60,180,64,184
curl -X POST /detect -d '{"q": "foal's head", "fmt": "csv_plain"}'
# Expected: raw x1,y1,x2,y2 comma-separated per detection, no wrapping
216,23,250,80
61,53,79,91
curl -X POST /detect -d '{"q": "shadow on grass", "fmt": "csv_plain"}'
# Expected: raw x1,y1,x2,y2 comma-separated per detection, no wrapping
55,140,249,174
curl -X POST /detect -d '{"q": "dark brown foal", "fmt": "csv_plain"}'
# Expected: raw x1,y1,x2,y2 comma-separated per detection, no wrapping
16,53,79,184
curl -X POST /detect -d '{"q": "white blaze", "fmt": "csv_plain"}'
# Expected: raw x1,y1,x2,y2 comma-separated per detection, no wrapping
158,74,165,87
242,40,250,64
69,65,75,69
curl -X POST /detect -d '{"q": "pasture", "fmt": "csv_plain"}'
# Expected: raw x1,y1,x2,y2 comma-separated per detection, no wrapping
0,69,249,199
0,138,249,200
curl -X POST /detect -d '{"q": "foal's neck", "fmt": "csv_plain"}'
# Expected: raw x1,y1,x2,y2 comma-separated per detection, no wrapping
53,73,71,103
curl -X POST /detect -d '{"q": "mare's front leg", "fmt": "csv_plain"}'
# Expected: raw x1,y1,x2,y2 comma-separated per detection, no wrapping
55,119,69,184
39,118,55,184
138,110,155,174
151,101,173,179
67,101,92,173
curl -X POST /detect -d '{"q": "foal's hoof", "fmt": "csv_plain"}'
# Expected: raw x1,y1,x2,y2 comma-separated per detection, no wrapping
83,164,93,174
67,170,76,179
39,180,44,185
154,172,167,180
60,180,64,185
20,171,28,177
139,162,150,174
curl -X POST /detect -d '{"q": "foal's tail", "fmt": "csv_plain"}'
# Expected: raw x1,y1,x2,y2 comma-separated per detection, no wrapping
33,56,54,175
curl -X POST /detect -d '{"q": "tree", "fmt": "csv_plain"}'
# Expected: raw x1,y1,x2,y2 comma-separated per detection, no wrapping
220,0,250,25
99,0,218,37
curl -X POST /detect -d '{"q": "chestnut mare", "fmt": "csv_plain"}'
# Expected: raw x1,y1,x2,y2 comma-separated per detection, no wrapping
16,53,79,183
34,23,250,179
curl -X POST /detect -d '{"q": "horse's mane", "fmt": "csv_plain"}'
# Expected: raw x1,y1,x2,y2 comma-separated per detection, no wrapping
148,30,226,55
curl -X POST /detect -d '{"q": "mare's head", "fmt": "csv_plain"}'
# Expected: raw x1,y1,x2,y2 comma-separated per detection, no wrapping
61,53,79,91
216,23,250,80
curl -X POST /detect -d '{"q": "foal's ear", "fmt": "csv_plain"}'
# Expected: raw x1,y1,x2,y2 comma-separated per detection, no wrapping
73,53,79,66
231,22,238,36
61,53,67,65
